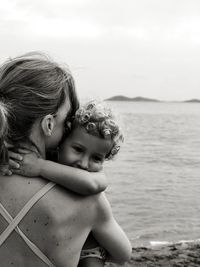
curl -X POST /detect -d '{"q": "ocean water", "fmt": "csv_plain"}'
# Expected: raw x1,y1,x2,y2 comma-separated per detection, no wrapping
103,101,200,248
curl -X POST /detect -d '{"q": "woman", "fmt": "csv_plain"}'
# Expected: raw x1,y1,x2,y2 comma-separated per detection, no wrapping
0,53,132,267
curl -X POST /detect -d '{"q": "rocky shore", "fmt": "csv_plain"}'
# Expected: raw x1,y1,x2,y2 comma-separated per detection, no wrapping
106,241,200,267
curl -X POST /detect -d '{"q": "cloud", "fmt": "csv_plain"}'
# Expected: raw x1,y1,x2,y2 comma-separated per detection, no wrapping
0,0,103,39
1,0,200,100
1,0,200,44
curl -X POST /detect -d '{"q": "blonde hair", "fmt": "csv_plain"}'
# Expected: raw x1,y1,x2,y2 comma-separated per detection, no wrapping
70,101,124,159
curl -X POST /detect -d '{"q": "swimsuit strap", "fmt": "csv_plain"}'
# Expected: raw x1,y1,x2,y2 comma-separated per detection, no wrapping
0,202,55,267
0,182,56,267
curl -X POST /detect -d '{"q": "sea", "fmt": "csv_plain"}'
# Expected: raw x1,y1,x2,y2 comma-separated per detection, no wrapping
103,101,200,248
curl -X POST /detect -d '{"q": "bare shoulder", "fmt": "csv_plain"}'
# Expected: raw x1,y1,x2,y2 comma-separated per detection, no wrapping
41,188,111,230
90,192,113,223
0,174,47,212
36,184,101,224
0,174,100,221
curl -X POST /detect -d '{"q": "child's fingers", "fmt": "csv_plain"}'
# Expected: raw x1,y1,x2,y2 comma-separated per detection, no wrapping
5,170,12,176
5,142,14,149
11,168,21,175
8,159,20,169
17,148,31,154
1,168,12,176
8,151,23,161
12,168,28,177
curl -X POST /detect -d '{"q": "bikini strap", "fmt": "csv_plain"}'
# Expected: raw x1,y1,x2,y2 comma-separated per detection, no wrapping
0,201,55,267
0,182,56,266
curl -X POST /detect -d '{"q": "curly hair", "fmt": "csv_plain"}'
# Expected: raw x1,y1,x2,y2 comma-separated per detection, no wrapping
70,101,124,159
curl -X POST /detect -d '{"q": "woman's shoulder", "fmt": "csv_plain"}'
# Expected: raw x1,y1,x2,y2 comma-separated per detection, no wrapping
83,192,113,223
0,174,48,213
0,174,47,195
0,175,108,223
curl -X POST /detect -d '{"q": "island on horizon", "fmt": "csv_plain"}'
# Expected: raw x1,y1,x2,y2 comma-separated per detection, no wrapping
105,95,200,103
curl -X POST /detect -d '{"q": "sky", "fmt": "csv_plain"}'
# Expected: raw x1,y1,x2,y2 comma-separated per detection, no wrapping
1,0,200,101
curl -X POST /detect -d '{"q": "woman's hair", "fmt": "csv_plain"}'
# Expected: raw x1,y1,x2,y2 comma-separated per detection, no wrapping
0,101,9,167
0,52,79,165
69,101,124,159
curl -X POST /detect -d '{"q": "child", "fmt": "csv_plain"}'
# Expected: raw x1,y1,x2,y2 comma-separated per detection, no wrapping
12,101,123,194
9,101,126,266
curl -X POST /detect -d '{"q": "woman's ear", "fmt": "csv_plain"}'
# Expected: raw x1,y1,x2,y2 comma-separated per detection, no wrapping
41,115,55,136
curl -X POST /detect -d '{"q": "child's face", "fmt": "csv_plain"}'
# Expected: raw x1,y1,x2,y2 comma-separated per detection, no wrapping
59,126,113,172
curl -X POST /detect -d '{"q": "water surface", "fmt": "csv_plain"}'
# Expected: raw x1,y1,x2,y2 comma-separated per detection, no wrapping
104,101,200,247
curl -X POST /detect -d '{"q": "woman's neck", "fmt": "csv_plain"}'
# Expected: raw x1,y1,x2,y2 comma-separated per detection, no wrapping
19,141,45,159
28,121,46,159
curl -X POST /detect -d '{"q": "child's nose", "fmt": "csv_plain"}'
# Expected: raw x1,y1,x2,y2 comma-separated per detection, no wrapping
77,156,89,170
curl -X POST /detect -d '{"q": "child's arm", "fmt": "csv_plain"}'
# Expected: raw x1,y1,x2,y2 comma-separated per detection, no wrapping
92,192,132,264
10,149,108,195
40,158,107,195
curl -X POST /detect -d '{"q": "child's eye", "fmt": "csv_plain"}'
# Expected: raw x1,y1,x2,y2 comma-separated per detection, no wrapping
92,156,103,163
72,146,83,153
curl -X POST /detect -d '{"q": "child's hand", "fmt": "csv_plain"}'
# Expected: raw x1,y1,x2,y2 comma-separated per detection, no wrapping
8,150,23,169
0,150,23,176
0,165,12,176
9,148,42,177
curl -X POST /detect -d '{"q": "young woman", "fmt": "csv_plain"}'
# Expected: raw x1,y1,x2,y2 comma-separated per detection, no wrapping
0,53,132,267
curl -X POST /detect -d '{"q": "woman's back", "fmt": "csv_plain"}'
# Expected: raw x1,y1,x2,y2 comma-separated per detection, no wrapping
0,174,98,267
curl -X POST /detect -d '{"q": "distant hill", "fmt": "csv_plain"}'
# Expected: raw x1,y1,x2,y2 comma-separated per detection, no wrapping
106,95,133,101
184,99,200,103
106,95,200,103
106,95,160,102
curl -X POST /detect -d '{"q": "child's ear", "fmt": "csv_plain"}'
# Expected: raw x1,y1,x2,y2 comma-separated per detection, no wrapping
41,115,55,136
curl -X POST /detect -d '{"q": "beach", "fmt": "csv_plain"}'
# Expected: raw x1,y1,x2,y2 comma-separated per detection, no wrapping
106,241,200,267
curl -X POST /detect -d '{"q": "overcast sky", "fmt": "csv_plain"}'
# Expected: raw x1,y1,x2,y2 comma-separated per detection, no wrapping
1,0,200,101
